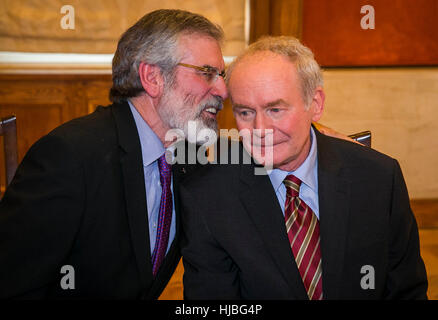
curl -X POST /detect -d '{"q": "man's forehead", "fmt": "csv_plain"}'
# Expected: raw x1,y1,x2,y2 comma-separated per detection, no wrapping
230,53,298,89
232,98,289,110
229,53,301,107
177,33,224,68
235,52,295,72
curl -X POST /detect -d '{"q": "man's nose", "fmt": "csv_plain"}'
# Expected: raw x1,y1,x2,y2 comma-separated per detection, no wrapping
253,114,268,138
211,75,228,101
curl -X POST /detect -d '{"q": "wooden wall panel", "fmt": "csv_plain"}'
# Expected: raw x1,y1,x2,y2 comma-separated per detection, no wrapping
301,0,438,66
217,98,236,131
0,103,63,160
249,0,270,43
0,72,238,191
249,0,302,43
0,73,112,192
270,0,302,39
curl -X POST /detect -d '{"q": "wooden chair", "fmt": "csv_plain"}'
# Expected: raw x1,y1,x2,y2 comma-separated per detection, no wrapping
313,123,371,148
348,130,372,147
0,115,19,192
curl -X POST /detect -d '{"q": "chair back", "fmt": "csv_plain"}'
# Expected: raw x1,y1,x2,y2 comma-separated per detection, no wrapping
348,130,372,147
0,115,19,188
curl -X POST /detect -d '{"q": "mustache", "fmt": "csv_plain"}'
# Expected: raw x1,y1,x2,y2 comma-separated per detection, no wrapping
195,96,224,116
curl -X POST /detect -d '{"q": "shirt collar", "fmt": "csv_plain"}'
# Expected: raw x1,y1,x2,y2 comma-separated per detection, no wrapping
269,127,318,193
128,100,165,166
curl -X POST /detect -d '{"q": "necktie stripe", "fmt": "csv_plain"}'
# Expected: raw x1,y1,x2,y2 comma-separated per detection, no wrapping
284,197,294,220
283,175,323,300
307,260,322,300
295,212,317,267
283,178,299,189
298,224,320,276
301,236,321,289
294,198,303,221
289,205,308,250
301,237,320,282
290,204,313,253
285,210,297,234
285,198,301,236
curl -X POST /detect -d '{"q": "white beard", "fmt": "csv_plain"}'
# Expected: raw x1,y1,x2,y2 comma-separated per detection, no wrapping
157,86,222,145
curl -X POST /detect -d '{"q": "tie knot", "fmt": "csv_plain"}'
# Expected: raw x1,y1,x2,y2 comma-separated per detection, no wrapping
283,174,301,197
157,153,172,177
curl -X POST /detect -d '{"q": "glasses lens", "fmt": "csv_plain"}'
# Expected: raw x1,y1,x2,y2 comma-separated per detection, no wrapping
201,71,217,83
178,63,222,84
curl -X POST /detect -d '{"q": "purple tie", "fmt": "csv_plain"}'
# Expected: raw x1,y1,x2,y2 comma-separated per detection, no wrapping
151,153,173,276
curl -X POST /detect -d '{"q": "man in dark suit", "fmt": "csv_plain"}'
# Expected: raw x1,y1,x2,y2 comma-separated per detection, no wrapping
180,36,428,299
0,9,227,299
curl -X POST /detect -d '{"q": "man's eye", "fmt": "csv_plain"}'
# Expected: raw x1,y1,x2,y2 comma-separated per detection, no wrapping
201,72,215,82
268,108,283,117
238,110,253,118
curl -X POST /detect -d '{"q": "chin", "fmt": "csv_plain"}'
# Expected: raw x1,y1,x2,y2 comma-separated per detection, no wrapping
184,118,218,146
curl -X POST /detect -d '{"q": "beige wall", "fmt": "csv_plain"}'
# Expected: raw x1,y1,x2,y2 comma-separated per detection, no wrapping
0,0,246,56
320,67,438,199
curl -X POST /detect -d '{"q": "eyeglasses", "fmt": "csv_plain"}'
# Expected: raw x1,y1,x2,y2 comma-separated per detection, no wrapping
177,63,226,84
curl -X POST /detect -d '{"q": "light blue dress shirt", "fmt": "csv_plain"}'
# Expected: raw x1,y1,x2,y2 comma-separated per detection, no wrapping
128,101,176,254
268,127,320,219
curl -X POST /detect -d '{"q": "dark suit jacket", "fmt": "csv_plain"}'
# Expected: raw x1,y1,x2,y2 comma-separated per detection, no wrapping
180,129,428,299
0,101,192,299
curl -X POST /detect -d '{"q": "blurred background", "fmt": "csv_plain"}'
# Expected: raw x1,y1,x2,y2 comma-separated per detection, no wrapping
0,0,437,299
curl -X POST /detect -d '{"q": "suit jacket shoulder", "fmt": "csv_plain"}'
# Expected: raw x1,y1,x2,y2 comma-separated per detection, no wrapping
42,102,133,158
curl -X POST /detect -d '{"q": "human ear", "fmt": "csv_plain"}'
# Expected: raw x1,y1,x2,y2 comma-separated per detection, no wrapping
138,62,164,98
310,87,325,122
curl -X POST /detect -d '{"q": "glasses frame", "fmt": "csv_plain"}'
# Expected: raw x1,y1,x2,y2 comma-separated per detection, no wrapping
177,63,226,83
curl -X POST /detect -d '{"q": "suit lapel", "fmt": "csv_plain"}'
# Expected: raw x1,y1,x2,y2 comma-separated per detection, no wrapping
315,130,351,299
171,140,204,248
238,162,309,299
172,161,201,237
112,101,153,290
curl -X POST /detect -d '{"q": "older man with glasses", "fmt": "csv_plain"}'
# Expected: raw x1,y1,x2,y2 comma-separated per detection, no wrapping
0,9,227,299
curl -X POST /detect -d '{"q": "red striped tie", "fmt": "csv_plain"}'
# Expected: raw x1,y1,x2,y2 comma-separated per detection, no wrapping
284,175,323,300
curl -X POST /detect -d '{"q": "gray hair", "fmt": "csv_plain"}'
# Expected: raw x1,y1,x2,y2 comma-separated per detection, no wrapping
227,36,323,107
110,9,224,103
